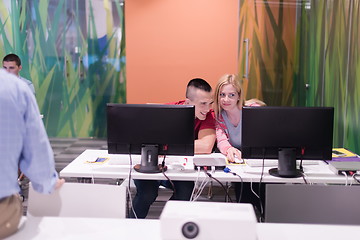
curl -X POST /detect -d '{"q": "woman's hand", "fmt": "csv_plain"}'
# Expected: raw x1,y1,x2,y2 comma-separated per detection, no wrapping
226,147,242,162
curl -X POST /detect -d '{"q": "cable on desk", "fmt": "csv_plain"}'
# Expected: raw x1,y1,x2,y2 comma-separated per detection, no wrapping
127,149,137,219
298,147,309,184
301,173,308,184
89,164,95,184
208,167,217,200
194,179,210,201
256,149,266,222
190,167,201,201
193,168,210,201
161,155,176,197
248,177,265,222
249,179,260,199
204,167,233,203
191,167,210,201
302,172,313,185
299,147,305,172
352,174,360,184
223,167,243,203
340,171,348,186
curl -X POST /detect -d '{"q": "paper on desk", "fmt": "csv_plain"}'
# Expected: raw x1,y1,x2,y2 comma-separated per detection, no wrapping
226,158,245,165
85,157,109,164
331,157,360,162
331,148,360,162
332,148,358,158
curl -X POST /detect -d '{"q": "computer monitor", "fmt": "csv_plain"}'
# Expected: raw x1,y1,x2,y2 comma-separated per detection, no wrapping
107,103,195,173
241,106,334,178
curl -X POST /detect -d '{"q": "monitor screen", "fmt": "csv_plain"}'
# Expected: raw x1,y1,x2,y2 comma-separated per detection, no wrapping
241,106,334,177
107,103,195,173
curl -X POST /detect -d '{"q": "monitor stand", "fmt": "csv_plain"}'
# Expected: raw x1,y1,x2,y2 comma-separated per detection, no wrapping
134,144,167,173
269,148,302,178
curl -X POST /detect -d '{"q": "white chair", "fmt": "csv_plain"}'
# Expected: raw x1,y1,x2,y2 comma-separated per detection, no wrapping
27,182,126,218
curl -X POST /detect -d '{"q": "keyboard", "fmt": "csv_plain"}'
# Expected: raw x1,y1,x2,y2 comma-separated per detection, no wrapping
244,159,278,167
244,159,319,167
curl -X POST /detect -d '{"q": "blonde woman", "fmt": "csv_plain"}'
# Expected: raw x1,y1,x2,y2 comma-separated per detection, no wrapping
214,74,265,162
214,74,266,210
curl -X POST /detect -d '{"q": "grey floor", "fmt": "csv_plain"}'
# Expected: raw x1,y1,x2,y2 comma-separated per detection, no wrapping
21,138,238,219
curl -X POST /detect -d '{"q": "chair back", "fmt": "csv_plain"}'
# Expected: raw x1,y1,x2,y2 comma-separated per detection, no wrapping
265,184,360,225
28,182,126,218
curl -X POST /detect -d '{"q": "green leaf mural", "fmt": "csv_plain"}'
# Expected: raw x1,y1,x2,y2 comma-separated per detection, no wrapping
239,0,360,154
0,0,126,138
295,0,360,154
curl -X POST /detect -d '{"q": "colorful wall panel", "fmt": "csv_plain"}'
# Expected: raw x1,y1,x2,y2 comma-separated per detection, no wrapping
239,0,360,154
0,0,125,138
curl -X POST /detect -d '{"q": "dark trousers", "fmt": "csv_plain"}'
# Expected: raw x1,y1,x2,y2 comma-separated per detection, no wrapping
130,180,194,218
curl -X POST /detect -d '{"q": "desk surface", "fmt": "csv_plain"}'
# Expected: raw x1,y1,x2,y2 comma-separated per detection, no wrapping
6,216,160,240
257,222,360,240
60,149,355,184
7,216,360,240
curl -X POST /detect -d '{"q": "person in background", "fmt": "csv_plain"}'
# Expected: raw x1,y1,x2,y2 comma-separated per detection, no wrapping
130,78,216,219
3,53,35,95
0,69,64,239
3,54,37,201
213,73,265,211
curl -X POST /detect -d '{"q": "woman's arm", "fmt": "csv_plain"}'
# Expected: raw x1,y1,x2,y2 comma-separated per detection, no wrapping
215,122,232,155
216,122,242,161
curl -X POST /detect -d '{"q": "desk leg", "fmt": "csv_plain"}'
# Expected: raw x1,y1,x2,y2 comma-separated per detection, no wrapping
207,181,213,199
116,179,124,185
225,182,231,202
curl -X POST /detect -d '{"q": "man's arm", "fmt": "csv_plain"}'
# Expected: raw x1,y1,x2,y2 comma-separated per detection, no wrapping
20,85,61,194
194,128,216,154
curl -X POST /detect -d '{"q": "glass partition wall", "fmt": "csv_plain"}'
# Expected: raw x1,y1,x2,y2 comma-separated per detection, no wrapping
1,0,358,153
0,0,125,137
239,0,360,153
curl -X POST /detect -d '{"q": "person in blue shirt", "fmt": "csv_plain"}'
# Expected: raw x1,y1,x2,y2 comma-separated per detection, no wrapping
0,69,64,239
2,53,36,95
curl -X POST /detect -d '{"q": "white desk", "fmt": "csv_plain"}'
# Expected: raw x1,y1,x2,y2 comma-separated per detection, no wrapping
60,149,356,185
6,216,160,240
7,216,360,240
257,222,360,240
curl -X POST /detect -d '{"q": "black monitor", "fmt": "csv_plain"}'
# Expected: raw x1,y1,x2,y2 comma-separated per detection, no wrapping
241,106,334,178
107,103,195,173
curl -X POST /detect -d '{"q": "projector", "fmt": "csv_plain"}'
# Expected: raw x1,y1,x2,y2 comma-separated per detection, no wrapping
160,201,257,240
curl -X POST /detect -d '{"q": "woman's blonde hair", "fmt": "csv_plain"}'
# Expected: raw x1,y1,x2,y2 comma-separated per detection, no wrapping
213,74,245,119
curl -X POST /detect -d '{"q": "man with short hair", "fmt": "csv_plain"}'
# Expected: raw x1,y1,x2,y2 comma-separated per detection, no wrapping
130,78,216,219
3,53,35,95
0,69,64,238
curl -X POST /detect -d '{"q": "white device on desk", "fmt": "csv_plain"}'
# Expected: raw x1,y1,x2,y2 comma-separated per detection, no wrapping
193,153,226,170
160,201,257,240
167,156,194,172
328,161,360,175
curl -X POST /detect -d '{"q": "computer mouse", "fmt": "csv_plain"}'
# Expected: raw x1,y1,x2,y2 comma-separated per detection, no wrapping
233,157,243,164
227,155,243,164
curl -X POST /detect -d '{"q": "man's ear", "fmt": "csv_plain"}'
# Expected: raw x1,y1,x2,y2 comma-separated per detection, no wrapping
184,98,191,105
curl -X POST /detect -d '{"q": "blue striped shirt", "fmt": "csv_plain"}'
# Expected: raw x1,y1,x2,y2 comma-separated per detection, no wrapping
0,69,58,199
19,76,36,95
